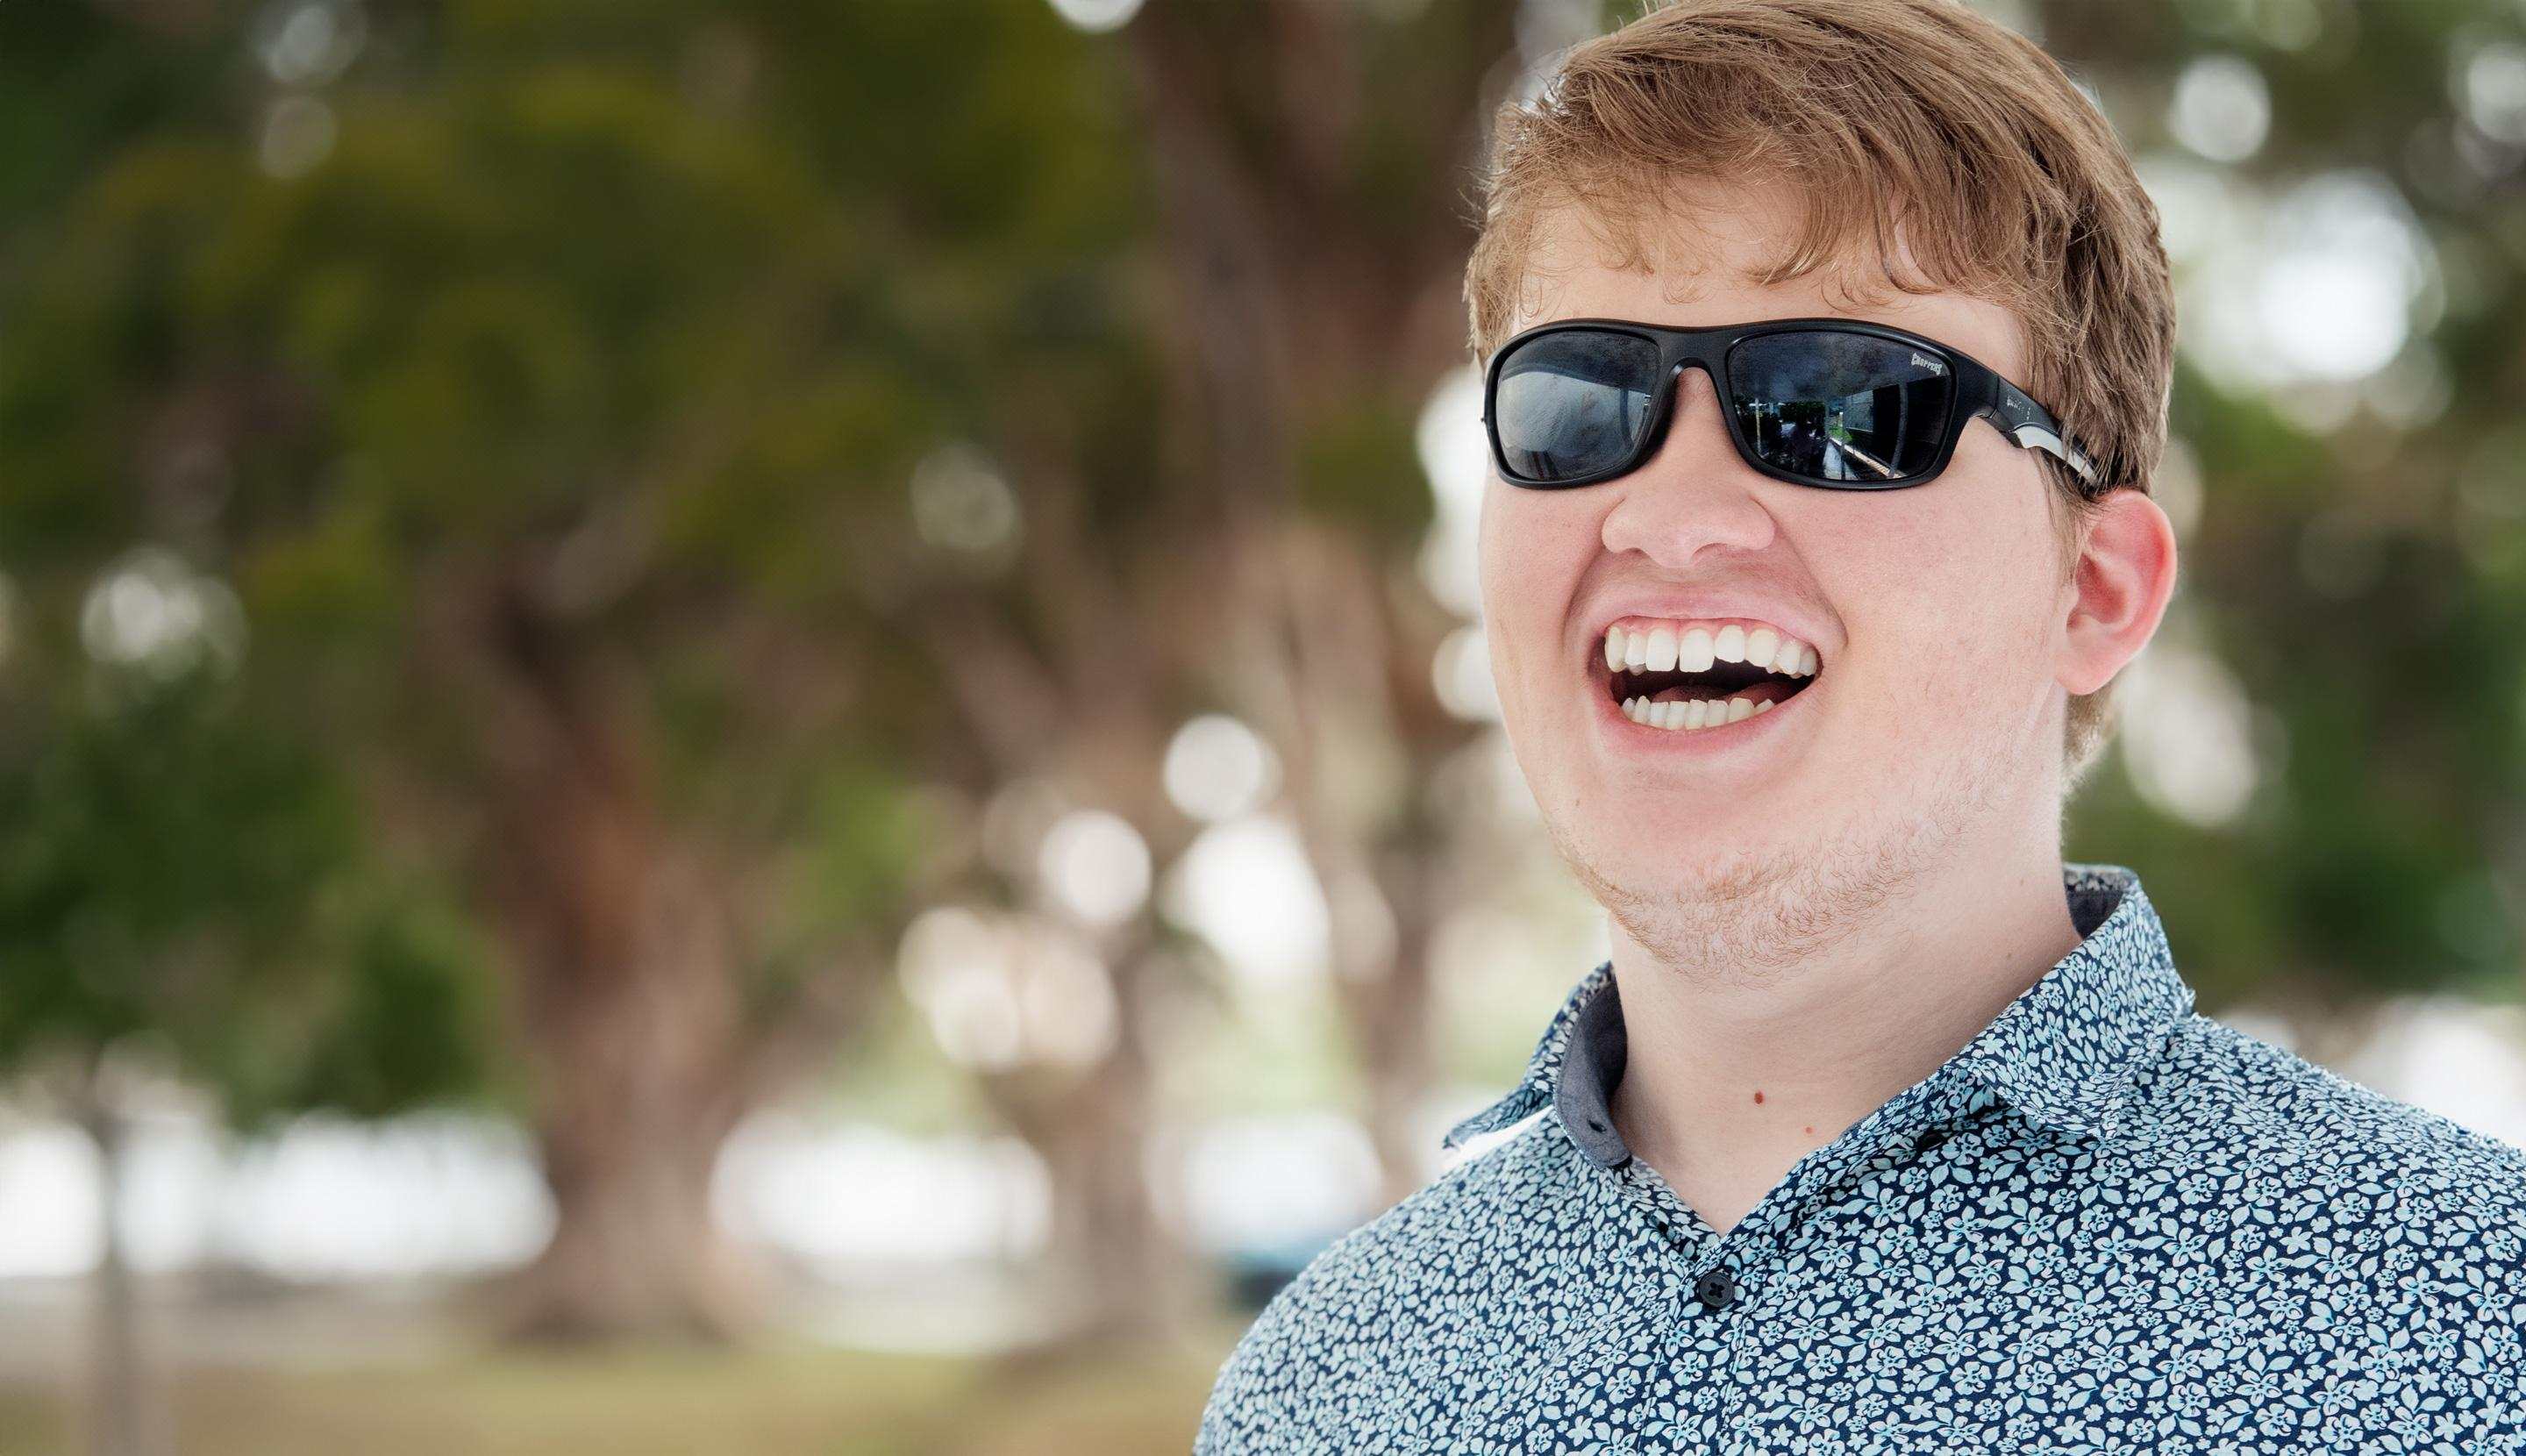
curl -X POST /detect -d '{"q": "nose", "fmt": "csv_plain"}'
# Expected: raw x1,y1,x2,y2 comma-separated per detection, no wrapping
1597,362,1780,567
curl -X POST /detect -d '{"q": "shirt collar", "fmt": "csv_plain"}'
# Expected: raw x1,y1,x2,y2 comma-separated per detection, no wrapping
1442,861,2198,1166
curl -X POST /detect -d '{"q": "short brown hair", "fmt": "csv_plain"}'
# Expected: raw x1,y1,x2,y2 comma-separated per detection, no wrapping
1462,0,2175,794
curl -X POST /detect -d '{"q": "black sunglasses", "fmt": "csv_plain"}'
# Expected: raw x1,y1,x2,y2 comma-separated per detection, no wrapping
1481,316,2100,493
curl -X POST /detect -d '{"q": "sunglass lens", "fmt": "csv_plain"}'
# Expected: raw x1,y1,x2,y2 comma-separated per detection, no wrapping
1726,331,1955,482
1492,330,1662,484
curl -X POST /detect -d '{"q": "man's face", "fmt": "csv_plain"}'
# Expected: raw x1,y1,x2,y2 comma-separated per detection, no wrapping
1479,184,2082,974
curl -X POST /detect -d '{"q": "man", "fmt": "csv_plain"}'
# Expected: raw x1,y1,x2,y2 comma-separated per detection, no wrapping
1195,1,2526,1450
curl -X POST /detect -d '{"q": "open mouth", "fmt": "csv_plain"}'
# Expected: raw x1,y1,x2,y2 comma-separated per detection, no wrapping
1596,623,1822,733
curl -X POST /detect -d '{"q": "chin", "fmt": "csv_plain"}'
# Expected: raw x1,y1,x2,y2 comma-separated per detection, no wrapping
1546,797,1782,902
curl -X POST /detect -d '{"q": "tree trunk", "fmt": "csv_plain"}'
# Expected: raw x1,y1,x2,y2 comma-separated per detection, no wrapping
76,1083,169,1456
510,1088,754,1344
488,781,765,1345
441,562,767,1345
979,939,1192,1356
1351,846,1445,1209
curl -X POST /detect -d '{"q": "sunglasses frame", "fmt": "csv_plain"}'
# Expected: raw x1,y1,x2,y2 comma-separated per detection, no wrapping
1480,315,2101,493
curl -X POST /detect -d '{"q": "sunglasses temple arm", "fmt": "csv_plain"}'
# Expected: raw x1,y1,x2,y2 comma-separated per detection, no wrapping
1987,379,2102,489
2010,421,2100,488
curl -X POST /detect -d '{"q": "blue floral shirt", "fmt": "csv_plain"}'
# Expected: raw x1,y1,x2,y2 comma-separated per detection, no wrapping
1196,863,2526,1452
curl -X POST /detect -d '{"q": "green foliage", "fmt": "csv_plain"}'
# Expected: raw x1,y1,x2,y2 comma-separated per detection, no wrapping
2043,0,2526,1014
1295,397,1433,544
260,877,502,1124
0,657,490,1127
0,0,1145,1174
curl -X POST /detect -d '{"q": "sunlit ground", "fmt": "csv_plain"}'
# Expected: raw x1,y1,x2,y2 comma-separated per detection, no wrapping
0,1328,1238,1456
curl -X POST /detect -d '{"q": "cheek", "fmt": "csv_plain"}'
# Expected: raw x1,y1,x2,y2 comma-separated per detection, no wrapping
1474,480,1509,611
1477,483,1591,653
1479,486,1613,750
1830,489,2051,708
1474,483,1532,697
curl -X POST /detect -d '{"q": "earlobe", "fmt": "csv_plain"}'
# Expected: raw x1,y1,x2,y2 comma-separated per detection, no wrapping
2058,489,2179,698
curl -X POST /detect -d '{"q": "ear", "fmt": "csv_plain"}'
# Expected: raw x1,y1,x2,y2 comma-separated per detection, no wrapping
2058,488,2178,697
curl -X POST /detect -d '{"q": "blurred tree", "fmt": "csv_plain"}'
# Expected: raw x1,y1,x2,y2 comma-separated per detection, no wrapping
0,0,1232,1347
0,639,489,1456
2027,0,2526,1025
0,0,935,1342
776,0,1234,1345
1117,0,1519,1203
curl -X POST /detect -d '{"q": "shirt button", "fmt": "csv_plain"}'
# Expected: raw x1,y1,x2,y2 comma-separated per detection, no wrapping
1913,1126,1952,1153
1694,1267,1738,1312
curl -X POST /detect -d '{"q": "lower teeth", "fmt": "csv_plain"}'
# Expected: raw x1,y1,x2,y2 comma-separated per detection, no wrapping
1622,695,1776,731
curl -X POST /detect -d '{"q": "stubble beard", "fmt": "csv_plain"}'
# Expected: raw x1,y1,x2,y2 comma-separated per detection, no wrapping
1541,700,2034,985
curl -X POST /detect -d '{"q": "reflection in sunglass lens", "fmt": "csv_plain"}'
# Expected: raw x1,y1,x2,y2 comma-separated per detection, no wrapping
1493,330,1662,484
1727,331,1954,482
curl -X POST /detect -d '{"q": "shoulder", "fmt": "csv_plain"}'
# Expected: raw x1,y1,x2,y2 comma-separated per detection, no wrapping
2144,1011,2526,1201
1193,1117,1588,1453
2123,1013,2526,1337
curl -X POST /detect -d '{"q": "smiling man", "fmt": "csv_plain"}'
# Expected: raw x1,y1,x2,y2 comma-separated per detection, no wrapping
1195,1,2526,1452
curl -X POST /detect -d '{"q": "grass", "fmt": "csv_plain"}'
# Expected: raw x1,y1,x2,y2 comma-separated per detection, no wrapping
0,1333,1238,1456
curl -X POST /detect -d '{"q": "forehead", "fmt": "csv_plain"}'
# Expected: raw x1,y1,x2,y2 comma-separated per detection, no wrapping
1510,176,2030,381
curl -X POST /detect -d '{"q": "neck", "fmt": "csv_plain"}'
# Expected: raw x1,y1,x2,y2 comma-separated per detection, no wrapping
1606,832,2084,1234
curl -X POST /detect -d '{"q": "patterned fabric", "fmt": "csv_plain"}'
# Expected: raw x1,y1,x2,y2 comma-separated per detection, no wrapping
1195,863,2526,1453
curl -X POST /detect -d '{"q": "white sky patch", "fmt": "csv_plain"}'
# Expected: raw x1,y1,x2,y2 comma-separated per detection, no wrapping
2258,258,2402,382
2136,154,2239,269
2169,54,2271,164
0,1110,551,1281
256,1,366,87
1041,0,1144,33
2175,169,2436,401
1433,624,1502,722
0,1125,108,1277
80,546,246,676
2456,39,2526,146
1165,713,1281,824
1037,808,1151,928
1416,365,1488,620
2337,999,2526,1151
2154,437,2205,541
897,906,1118,1071
1175,1113,1381,1253
2115,632,2266,829
1160,812,1331,989
211,1114,553,1279
716,1114,1047,1268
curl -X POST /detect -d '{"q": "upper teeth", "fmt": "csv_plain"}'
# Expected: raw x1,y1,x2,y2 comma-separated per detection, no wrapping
1602,621,1819,677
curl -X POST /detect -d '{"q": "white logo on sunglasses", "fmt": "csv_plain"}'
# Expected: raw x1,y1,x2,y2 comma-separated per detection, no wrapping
1909,352,1944,373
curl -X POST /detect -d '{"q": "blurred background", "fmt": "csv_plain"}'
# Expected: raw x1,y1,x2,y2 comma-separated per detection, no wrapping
2,0,2524,1451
